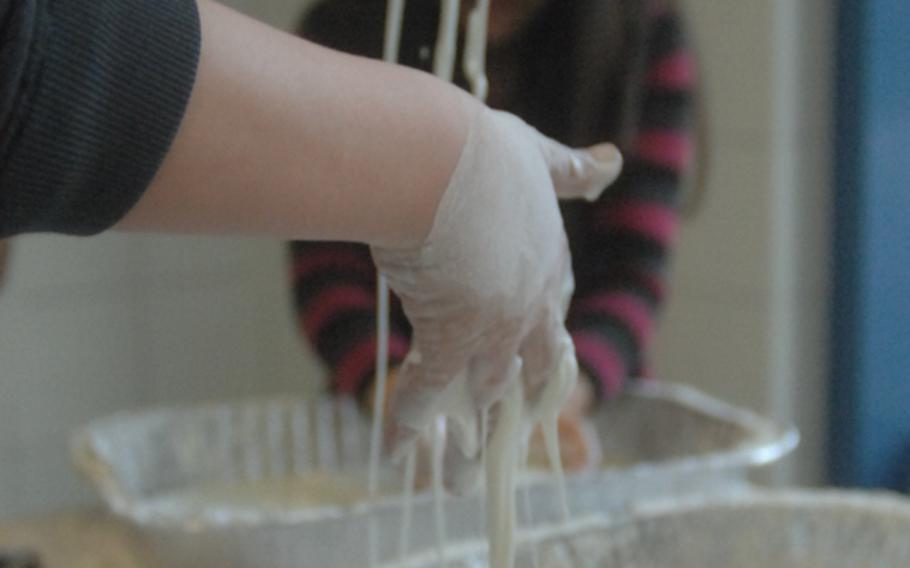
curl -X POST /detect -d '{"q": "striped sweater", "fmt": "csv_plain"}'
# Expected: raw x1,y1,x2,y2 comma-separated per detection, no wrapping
290,0,696,402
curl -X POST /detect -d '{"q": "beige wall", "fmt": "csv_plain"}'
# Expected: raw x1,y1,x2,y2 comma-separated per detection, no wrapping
0,0,833,518
655,0,833,486
0,235,323,518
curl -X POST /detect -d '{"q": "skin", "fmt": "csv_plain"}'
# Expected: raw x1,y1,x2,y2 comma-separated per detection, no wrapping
121,0,477,249
487,0,598,424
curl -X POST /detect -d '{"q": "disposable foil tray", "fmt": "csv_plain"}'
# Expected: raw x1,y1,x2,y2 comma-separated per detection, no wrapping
72,382,797,567
401,490,910,568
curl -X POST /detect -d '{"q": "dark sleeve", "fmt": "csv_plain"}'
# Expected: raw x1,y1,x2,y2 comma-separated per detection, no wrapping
290,0,410,401
568,0,696,399
0,0,200,237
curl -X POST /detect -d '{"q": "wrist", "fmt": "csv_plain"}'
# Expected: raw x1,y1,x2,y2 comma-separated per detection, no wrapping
370,79,482,249
399,82,481,247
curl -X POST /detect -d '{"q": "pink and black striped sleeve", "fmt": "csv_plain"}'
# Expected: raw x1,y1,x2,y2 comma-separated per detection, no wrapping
289,241,411,400
568,1,696,399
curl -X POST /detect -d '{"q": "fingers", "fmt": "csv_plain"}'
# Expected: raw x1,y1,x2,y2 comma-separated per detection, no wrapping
384,352,450,460
401,408,484,495
442,421,484,495
537,136,623,201
518,311,563,404
468,349,523,411
440,349,522,493
557,252,575,319
543,337,579,417
521,318,578,421
386,346,478,461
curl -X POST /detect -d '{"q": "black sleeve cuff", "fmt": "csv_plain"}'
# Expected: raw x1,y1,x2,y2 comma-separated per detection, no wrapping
0,0,200,236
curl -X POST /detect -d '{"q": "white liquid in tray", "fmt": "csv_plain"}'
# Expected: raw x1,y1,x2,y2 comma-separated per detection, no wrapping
145,472,377,513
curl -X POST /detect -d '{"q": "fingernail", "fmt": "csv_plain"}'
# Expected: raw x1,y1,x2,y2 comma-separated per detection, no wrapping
589,143,621,165
583,144,623,201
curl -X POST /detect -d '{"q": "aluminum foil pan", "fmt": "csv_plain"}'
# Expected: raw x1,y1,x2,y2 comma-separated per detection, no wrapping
72,382,797,567
397,489,910,568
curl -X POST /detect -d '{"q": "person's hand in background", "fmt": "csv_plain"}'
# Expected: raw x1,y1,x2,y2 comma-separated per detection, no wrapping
560,371,596,420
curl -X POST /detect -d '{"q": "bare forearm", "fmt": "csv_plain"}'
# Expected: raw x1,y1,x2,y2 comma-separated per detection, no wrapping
120,0,476,248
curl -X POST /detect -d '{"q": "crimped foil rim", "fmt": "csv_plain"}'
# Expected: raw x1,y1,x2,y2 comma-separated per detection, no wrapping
72,382,799,531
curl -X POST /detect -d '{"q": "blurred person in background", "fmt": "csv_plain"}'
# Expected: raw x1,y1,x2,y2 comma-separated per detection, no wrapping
290,0,700,469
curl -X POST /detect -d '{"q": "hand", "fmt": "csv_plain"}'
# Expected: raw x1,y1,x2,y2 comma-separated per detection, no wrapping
373,107,621,485
527,416,593,472
378,370,600,483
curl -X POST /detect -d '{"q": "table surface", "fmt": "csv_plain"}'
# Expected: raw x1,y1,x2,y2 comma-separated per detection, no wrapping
0,512,148,568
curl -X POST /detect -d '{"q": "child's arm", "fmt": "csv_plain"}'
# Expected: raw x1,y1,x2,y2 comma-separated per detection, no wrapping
288,0,412,403
139,2,620,475
120,0,475,248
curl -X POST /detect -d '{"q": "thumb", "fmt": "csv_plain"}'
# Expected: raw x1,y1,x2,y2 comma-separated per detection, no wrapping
383,355,438,461
538,137,623,201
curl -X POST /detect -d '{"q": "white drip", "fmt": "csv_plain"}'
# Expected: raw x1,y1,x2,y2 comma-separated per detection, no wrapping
542,418,570,522
370,2,408,567
398,448,418,557
432,417,450,565
521,440,540,568
367,274,391,567
478,408,489,533
534,340,578,524
383,0,406,64
520,455,542,568
463,0,490,100
433,0,462,83
485,383,523,568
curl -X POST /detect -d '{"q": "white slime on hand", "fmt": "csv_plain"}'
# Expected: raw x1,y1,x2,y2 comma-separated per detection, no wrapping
373,1,574,566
